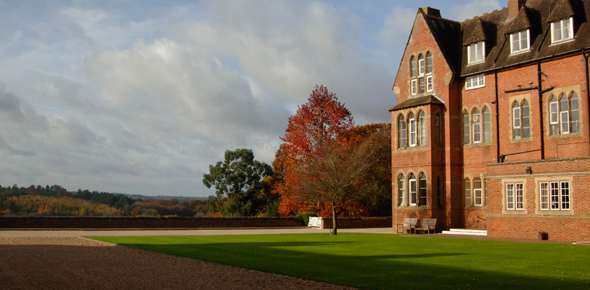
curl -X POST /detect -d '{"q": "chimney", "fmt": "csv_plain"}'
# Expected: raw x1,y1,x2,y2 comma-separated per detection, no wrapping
423,7,441,18
508,0,527,18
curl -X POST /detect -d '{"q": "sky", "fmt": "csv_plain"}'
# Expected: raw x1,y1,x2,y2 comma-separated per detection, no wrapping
0,0,504,197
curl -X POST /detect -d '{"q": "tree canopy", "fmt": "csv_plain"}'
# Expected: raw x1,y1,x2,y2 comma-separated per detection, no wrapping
203,148,274,217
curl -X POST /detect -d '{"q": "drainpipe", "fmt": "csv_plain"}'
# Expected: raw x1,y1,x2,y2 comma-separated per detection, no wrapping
494,71,502,163
538,61,545,160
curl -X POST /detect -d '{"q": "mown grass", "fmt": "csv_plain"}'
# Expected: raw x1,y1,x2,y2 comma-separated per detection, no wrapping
89,234,590,289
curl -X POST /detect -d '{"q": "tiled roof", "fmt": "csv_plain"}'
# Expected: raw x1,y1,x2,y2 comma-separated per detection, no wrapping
423,0,590,77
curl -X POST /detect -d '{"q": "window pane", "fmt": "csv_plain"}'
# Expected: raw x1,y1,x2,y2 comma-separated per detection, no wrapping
483,107,491,142
516,183,524,210
474,179,482,206
520,31,528,50
419,175,427,206
540,182,549,210
550,97,559,135
411,57,417,77
473,109,481,143
409,175,417,205
561,182,570,210
571,93,580,133
522,100,530,138
464,111,470,144
550,182,559,209
469,44,476,63
513,105,521,140
563,19,571,39
409,113,416,146
476,42,484,61
426,52,432,74
398,174,405,206
399,117,407,148
418,55,425,76
419,77,425,94
561,111,570,134
419,111,426,146
465,179,471,207
512,33,520,52
553,21,562,42
506,183,514,210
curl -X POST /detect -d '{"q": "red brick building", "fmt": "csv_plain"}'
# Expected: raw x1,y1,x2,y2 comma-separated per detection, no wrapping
390,0,590,241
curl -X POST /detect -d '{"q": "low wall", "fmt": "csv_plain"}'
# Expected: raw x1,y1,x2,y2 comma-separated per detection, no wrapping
0,217,304,229
316,217,392,229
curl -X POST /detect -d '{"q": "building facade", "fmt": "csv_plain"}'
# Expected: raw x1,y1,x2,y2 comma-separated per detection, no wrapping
390,0,590,241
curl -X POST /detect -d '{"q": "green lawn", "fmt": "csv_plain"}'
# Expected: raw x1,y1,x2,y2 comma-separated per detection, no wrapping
89,234,590,289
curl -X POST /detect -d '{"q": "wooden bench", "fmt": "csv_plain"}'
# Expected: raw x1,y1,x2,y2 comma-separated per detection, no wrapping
415,218,436,234
396,218,418,234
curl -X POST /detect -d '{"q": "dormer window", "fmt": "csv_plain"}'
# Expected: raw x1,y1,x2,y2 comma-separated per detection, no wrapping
467,42,485,64
510,30,530,54
551,17,573,44
410,52,433,95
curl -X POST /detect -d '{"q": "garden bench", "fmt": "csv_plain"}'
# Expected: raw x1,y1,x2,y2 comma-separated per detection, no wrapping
415,218,436,234
396,218,418,234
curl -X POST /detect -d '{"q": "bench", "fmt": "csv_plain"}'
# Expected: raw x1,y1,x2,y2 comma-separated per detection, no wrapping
415,218,436,234
396,218,418,234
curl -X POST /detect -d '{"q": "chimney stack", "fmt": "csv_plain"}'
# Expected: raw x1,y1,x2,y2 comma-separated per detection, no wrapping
508,0,527,18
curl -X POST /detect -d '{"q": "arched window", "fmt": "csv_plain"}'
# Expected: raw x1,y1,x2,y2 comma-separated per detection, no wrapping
410,56,417,77
418,54,425,94
473,108,481,143
550,96,559,135
560,94,570,134
409,113,417,147
426,52,433,92
473,178,482,206
571,92,580,133
398,174,406,206
409,173,417,206
399,114,407,148
513,102,521,139
465,178,471,207
463,110,470,144
483,106,491,142
419,173,427,206
521,100,530,138
419,111,426,146
550,92,580,136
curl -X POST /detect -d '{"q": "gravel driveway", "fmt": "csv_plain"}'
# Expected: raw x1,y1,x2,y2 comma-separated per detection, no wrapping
0,229,386,289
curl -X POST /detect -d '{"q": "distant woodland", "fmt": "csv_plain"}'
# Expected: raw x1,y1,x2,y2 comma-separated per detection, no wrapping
0,184,209,217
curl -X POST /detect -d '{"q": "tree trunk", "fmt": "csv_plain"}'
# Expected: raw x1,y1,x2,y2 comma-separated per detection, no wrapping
330,205,337,235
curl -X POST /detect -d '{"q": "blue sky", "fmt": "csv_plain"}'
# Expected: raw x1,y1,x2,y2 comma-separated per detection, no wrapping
0,0,503,197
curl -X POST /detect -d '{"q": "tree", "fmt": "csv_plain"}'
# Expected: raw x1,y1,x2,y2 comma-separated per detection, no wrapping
285,128,390,235
273,85,354,216
203,149,273,217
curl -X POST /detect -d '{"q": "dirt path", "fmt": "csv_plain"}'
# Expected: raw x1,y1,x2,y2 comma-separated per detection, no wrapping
0,237,357,290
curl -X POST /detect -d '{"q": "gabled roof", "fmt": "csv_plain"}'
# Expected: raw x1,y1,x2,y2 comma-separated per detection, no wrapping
456,0,590,77
423,11,462,75
388,95,445,111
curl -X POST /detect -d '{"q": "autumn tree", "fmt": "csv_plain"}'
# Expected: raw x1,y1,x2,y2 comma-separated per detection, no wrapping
273,85,354,216
203,149,273,217
285,128,390,235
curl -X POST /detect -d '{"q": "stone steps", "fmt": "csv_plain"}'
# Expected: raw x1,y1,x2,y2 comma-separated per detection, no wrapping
441,228,488,236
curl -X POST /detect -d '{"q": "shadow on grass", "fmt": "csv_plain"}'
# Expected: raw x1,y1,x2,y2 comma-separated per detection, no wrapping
115,239,589,290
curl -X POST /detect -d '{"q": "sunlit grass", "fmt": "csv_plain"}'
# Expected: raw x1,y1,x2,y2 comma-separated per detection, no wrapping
90,234,590,289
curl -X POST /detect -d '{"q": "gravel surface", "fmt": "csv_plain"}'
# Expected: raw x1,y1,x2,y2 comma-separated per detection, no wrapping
0,237,357,290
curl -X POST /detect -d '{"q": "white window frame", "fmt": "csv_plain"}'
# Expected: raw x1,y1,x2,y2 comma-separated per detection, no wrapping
467,42,485,64
418,58,425,76
473,179,482,206
513,105,521,139
409,114,417,147
551,17,574,44
483,107,491,143
543,181,570,210
426,75,433,92
510,30,530,54
506,183,515,210
515,183,524,210
463,111,470,144
465,74,485,90
398,174,406,206
409,175,417,206
411,79,417,95
540,182,549,210
399,116,407,148
419,111,426,146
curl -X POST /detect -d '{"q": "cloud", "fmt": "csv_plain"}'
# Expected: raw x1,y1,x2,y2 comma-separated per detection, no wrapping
449,0,502,21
